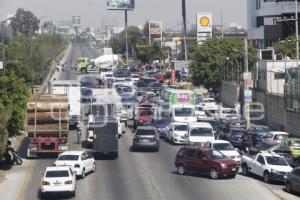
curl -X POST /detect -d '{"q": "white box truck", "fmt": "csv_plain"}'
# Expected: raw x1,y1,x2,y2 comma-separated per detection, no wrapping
49,80,81,127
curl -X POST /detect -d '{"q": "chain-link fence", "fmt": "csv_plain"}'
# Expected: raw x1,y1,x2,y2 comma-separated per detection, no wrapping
285,68,300,112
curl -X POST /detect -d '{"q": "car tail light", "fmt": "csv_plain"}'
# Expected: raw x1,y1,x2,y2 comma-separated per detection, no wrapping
65,180,73,185
74,164,80,168
42,181,50,185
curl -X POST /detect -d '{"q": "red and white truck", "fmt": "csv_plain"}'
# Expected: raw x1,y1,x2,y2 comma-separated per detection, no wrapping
26,94,69,158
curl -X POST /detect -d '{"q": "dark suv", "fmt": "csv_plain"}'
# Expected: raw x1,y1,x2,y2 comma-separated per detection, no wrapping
286,167,300,194
175,146,238,179
132,126,160,151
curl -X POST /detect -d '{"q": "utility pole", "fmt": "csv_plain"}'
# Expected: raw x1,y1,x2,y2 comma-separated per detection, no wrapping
243,37,250,128
125,10,129,65
221,10,224,38
182,0,188,61
296,0,299,62
148,22,151,46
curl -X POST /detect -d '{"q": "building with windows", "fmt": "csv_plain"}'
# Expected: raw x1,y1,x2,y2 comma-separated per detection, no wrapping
247,0,300,48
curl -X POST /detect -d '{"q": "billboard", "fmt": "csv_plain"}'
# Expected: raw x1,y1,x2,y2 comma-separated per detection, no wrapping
149,21,162,35
196,12,212,45
107,0,135,10
170,92,196,105
72,16,81,28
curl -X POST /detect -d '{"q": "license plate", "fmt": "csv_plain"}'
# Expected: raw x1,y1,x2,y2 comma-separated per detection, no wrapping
284,175,287,179
54,182,61,186
45,143,51,145
232,168,236,171
141,139,148,143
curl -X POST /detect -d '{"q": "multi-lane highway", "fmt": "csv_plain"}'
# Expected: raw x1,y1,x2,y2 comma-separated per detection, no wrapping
21,43,282,200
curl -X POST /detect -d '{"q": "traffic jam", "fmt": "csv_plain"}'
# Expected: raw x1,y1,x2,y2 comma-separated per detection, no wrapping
33,64,300,198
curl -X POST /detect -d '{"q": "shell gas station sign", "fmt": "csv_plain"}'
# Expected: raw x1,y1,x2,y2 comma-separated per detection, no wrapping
197,12,212,45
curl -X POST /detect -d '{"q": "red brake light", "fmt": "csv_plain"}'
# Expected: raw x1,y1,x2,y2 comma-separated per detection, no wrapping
65,180,73,185
42,181,50,185
74,164,80,168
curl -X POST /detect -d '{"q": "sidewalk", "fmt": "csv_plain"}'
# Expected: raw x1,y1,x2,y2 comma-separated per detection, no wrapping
0,159,34,200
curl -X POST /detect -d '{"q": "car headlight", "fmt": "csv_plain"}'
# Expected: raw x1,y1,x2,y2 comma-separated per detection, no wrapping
271,169,279,174
236,155,241,159
220,163,228,169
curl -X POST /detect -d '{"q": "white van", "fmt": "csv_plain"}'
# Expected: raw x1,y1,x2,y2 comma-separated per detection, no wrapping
188,122,215,145
171,105,197,123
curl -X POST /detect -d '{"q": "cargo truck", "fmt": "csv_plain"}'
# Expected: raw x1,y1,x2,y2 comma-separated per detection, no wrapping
85,89,122,158
26,95,69,158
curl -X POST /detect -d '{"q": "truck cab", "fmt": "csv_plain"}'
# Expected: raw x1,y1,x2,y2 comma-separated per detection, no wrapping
77,57,90,73
171,105,197,123
241,151,293,183
188,122,215,145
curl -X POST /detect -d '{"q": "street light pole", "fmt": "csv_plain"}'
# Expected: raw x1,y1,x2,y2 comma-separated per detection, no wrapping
244,37,250,128
125,10,129,65
182,0,188,62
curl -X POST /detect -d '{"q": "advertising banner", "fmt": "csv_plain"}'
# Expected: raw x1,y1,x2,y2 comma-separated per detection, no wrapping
170,92,196,105
107,0,135,10
149,21,162,35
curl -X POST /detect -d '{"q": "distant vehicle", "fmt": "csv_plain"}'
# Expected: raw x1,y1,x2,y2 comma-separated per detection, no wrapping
204,140,241,165
166,122,188,144
188,122,215,145
286,167,300,194
154,118,170,138
247,125,270,145
223,117,247,131
54,151,96,178
132,126,160,151
131,74,140,85
241,152,293,183
282,138,300,159
40,166,76,198
201,98,218,111
84,54,120,73
76,57,90,73
134,108,153,128
195,105,206,121
217,107,238,120
263,131,289,144
199,119,221,135
172,105,197,123
148,82,163,93
227,128,247,149
175,146,238,179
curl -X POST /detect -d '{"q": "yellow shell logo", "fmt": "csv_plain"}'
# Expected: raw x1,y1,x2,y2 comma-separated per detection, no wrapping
200,16,210,27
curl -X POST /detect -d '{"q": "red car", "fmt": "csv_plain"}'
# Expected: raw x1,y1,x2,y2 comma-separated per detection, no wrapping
134,108,153,129
175,146,238,179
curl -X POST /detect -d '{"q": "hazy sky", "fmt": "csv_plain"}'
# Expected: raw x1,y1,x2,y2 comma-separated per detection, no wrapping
0,0,247,29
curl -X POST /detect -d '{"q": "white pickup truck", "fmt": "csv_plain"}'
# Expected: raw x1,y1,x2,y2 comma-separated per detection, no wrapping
241,151,293,183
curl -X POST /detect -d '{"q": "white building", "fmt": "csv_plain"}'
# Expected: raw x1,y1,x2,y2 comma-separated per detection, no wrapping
256,49,298,95
247,0,300,48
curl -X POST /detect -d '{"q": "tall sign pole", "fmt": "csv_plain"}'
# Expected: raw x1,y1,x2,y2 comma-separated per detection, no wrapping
243,37,250,128
182,0,188,61
296,0,299,62
125,10,129,64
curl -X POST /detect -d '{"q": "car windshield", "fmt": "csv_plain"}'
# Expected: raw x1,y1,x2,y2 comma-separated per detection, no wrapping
174,108,193,117
230,130,244,135
45,170,69,178
57,155,79,161
265,156,288,166
190,127,213,136
223,109,237,114
140,110,151,116
196,107,204,111
173,125,188,131
132,75,139,78
208,150,224,160
136,129,155,135
291,141,300,147
214,143,235,151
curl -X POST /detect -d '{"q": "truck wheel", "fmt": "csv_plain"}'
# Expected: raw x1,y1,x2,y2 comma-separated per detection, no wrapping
209,168,219,179
242,164,249,176
263,172,270,183
81,68,87,74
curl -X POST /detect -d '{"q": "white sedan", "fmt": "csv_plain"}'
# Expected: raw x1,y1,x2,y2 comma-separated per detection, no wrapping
54,151,96,178
204,140,241,165
40,166,76,198
166,122,189,144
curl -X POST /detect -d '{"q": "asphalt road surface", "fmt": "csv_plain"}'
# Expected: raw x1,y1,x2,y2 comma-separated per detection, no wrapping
21,43,283,200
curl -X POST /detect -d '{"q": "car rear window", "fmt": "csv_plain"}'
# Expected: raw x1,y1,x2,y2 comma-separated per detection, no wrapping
136,129,155,135
46,170,69,178
58,155,79,161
